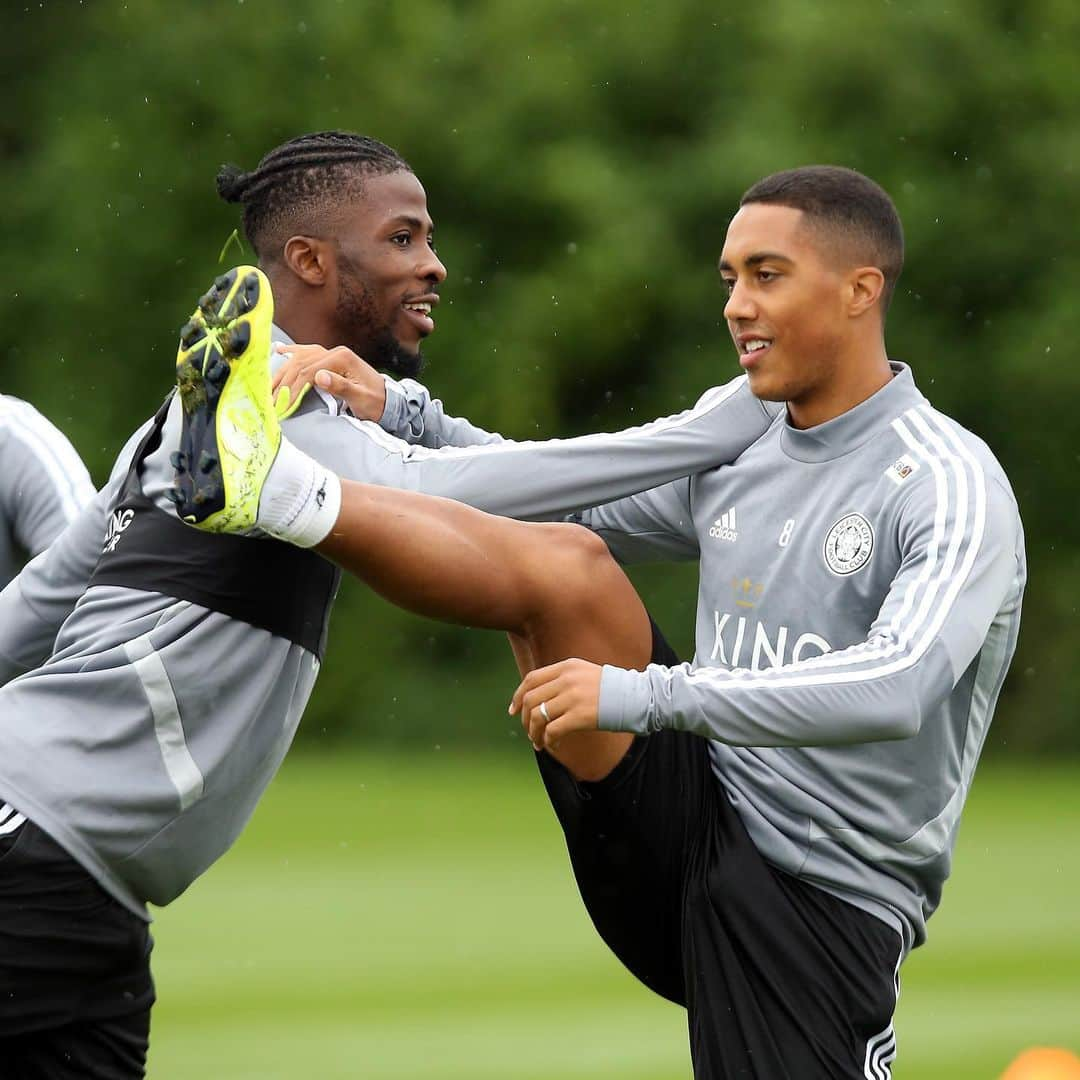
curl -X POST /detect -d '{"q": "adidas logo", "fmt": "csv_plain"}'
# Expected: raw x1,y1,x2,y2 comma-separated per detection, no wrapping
709,507,739,543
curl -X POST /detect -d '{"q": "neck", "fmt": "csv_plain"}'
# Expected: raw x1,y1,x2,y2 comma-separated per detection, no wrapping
787,339,892,430
269,276,336,349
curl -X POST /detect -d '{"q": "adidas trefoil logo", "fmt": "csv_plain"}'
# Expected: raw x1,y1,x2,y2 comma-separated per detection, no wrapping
709,506,739,543
102,508,135,554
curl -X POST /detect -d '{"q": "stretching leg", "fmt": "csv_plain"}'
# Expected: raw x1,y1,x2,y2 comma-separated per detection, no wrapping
317,482,651,781
168,266,651,781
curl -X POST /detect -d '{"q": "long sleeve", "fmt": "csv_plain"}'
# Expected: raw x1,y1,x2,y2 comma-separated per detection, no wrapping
378,377,506,449
287,376,776,521
568,479,699,564
599,472,1024,746
378,379,703,561
0,396,95,581
0,424,147,684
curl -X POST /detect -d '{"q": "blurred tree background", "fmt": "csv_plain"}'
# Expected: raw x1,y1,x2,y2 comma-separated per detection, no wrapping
2,0,1076,753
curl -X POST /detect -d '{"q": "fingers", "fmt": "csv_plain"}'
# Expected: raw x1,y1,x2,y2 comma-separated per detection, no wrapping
510,662,562,750
270,343,334,391
508,660,569,716
270,345,319,416
523,693,589,751
271,343,386,421
315,371,360,401
509,659,597,751
524,686,565,750
270,344,353,396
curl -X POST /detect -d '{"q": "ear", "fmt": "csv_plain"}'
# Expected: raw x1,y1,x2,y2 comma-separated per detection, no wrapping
282,235,333,287
847,266,886,318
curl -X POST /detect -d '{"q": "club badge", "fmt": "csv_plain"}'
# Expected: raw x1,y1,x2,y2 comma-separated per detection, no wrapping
823,513,874,576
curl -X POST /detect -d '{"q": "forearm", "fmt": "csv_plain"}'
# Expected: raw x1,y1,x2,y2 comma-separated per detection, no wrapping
296,376,773,522
597,637,957,746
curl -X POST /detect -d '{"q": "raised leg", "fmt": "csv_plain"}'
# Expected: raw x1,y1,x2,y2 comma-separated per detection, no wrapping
169,266,652,781
316,485,651,780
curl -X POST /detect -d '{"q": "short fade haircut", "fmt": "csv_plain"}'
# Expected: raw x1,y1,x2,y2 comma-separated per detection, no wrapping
217,131,411,263
740,166,904,312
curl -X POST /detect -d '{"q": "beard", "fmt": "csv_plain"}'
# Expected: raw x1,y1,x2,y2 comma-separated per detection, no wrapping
335,258,427,379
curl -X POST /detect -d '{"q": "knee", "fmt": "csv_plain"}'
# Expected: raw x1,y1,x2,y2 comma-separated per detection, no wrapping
507,522,632,635
539,523,619,587
548,521,612,559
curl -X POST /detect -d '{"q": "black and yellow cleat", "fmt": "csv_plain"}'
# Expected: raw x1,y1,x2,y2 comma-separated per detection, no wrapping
171,265,281,533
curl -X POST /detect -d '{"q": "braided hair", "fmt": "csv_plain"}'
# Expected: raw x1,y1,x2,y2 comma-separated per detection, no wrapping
217,131,411,261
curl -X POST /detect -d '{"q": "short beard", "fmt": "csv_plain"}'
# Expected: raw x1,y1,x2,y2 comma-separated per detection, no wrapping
335,258,426,380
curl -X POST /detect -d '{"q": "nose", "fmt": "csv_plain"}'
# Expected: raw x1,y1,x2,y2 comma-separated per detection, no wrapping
723,277,755,322
418,245,447,285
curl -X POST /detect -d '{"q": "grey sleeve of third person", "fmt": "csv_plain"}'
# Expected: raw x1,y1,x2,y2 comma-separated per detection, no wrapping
0,423,147,685
0,401,95,559
289,376,776,522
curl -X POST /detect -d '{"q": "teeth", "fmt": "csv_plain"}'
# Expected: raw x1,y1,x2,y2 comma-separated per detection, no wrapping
404,302,431,314
745,340,770,352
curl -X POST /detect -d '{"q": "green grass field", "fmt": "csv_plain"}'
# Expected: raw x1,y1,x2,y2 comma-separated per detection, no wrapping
148,753,1079,1078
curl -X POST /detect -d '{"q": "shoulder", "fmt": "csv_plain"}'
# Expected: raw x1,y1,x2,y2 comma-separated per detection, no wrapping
900,403,1015,502
889,402,1021,546
0,392,31,440
0,394,72,462
695,375,783,420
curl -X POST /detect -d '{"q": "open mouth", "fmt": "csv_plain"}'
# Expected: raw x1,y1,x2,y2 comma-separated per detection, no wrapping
738,337,773,366
402,297,437,336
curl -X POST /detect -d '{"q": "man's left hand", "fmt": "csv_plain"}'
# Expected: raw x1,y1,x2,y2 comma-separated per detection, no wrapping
509,658,603,750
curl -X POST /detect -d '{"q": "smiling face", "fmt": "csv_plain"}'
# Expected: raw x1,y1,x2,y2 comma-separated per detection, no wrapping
328,170,446,377
719,203,854,421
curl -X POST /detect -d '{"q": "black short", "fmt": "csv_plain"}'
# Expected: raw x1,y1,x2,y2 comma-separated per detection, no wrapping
0,812,155,1080
535,624,902,1079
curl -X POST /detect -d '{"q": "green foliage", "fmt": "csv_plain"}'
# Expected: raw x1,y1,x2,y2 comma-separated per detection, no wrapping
2,0,1076,749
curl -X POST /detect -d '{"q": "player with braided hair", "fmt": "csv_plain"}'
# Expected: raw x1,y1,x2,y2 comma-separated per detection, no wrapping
0,132,773,1077
214,131,429,380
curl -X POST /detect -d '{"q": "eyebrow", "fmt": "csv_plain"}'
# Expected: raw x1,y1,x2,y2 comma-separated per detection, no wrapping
387,214,433,234
718,251,794,272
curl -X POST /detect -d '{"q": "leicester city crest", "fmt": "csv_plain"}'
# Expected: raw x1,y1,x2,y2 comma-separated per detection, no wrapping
823,513,874,576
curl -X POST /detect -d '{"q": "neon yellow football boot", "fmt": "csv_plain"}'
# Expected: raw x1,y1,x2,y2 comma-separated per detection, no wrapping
170,265,280,533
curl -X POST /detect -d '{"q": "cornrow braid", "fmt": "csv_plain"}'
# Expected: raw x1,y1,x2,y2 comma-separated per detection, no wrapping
217,131,411,260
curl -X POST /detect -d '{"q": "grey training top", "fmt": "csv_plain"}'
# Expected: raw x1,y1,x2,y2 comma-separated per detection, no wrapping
0,394,94,589
375,364,1026,951
0,328,774,919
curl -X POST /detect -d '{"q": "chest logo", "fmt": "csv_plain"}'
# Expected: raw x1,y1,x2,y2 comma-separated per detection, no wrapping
823,512,874,576
103,508,135,554
709,506,738,543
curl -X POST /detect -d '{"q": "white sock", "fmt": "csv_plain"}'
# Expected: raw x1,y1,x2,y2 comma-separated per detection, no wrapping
256,436,342,548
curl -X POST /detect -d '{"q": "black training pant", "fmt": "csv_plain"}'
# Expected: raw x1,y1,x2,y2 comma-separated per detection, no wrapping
536,624,902,1079
0,816,154,1079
